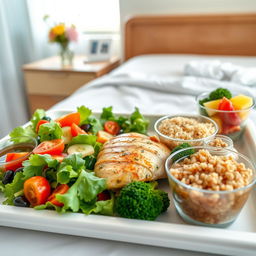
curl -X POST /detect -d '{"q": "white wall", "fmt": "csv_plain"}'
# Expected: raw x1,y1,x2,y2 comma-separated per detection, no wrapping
120,0,256,21
119,0,256,58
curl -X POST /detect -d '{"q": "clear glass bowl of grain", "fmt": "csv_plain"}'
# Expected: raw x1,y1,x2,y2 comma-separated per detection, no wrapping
165,146,256,227
154,114,218,150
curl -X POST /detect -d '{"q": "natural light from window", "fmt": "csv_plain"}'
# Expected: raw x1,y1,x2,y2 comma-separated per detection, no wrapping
27,0,120,33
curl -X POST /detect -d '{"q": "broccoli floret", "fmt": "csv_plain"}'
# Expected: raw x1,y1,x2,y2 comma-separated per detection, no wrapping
209,88,232,100
199,97,210,106
155,190,170,213
116,182,169,220
199,88,232,106
171,143,195,162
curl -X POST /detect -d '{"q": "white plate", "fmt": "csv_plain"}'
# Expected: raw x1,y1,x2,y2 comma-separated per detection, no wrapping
0,110,256,256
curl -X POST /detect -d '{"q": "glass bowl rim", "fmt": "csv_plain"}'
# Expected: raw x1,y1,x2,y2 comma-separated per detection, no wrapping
154,114,218,143
0,136,38,165
165,145,256,194
196,91,255,113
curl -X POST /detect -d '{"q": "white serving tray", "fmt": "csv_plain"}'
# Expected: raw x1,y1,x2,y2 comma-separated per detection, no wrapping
0,110,256,256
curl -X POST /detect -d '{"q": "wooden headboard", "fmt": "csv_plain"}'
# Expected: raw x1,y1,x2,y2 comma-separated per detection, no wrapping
124,13,256,60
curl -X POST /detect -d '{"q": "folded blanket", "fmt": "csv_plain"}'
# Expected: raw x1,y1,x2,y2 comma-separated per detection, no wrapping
184,60,256,87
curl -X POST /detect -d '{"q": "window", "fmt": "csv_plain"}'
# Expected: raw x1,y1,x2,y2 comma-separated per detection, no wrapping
27,0,120,33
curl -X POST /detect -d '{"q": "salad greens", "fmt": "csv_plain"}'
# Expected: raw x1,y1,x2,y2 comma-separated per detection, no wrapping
77,106,103,135
100,106,149,134
38,121,63,141
9,126,37,143
31,109,46,131
0,105,151,218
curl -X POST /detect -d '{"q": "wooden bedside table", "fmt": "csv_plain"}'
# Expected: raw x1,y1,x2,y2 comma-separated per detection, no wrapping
23,55,120,114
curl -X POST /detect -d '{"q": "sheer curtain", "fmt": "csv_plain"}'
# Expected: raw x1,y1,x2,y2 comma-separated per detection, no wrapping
0,0,33,137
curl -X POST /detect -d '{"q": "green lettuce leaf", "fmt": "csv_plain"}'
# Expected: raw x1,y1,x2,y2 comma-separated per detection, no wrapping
129,107,149,134
38,121,62,141
77,106,92,125
22,154,59,180
3,172,25,205
100,106,116,122
57,154,85,184
34,201,62,212
9,126,37,143
30,109,46,131
76,171,106,202
56,170,106,212
87,116,103,135
69,134,97,146
80,193,114,216
26,154,59,168
77,105,103,134
23,164,44,179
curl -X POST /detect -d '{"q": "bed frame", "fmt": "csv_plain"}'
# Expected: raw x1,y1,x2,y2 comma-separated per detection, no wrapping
124,13,256,60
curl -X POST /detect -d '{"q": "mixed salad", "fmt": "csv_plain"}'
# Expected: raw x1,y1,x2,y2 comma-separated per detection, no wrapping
0,106,169,220
198,88,254,136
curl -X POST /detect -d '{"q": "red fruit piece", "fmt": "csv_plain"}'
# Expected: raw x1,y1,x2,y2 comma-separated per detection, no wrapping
218,97,241,126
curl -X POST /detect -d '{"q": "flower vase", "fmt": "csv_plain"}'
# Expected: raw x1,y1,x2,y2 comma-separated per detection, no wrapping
59,45,74,67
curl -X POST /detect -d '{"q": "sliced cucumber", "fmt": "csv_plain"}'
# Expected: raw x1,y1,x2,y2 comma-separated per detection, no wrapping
67,144,95,158
62,126,72,144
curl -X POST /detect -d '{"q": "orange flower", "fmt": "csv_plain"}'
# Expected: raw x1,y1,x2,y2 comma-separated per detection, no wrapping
52,24,65,36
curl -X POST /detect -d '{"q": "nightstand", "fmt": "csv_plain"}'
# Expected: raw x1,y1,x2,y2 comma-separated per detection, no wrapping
23,55,120,114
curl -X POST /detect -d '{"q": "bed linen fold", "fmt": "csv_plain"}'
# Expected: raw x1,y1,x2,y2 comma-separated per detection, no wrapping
184,60,256,87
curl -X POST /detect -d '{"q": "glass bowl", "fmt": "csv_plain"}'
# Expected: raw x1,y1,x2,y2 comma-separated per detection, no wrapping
203,135,237,157
0,136,37,172
165,146,256,227
154,114,218,150
196,91,255,140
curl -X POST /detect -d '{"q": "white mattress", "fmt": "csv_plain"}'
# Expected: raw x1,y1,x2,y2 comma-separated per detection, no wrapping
111,54,256,77
4,54,256,256
52,54,256,116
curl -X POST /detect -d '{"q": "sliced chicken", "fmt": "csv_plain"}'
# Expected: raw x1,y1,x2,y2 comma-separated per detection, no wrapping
95,132,170,189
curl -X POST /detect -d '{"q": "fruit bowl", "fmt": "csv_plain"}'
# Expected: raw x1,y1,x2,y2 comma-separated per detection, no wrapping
196,91,255,140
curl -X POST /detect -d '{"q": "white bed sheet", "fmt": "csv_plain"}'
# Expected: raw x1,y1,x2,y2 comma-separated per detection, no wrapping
2,54,256,256
52,54,256,116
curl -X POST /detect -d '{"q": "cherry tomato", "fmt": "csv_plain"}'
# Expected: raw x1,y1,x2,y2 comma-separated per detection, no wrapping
218,97,241,126
5,152,30,171
24,176,51,206
97,130,113,144
97,190,111,201
104,121,120,135
48,184,69,207
36,120,49,133
33,139,64,155
55,112,80,127
71,123,86,137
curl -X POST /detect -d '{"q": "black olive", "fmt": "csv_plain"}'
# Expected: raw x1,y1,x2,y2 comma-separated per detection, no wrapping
36,136,41,144
2,170,14,185
42,116,51,121
14,167,24,175
13,196,29,207
80,124,92,132
118,129,124,135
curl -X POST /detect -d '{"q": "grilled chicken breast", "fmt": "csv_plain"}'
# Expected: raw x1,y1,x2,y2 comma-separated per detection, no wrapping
95,133,170,189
